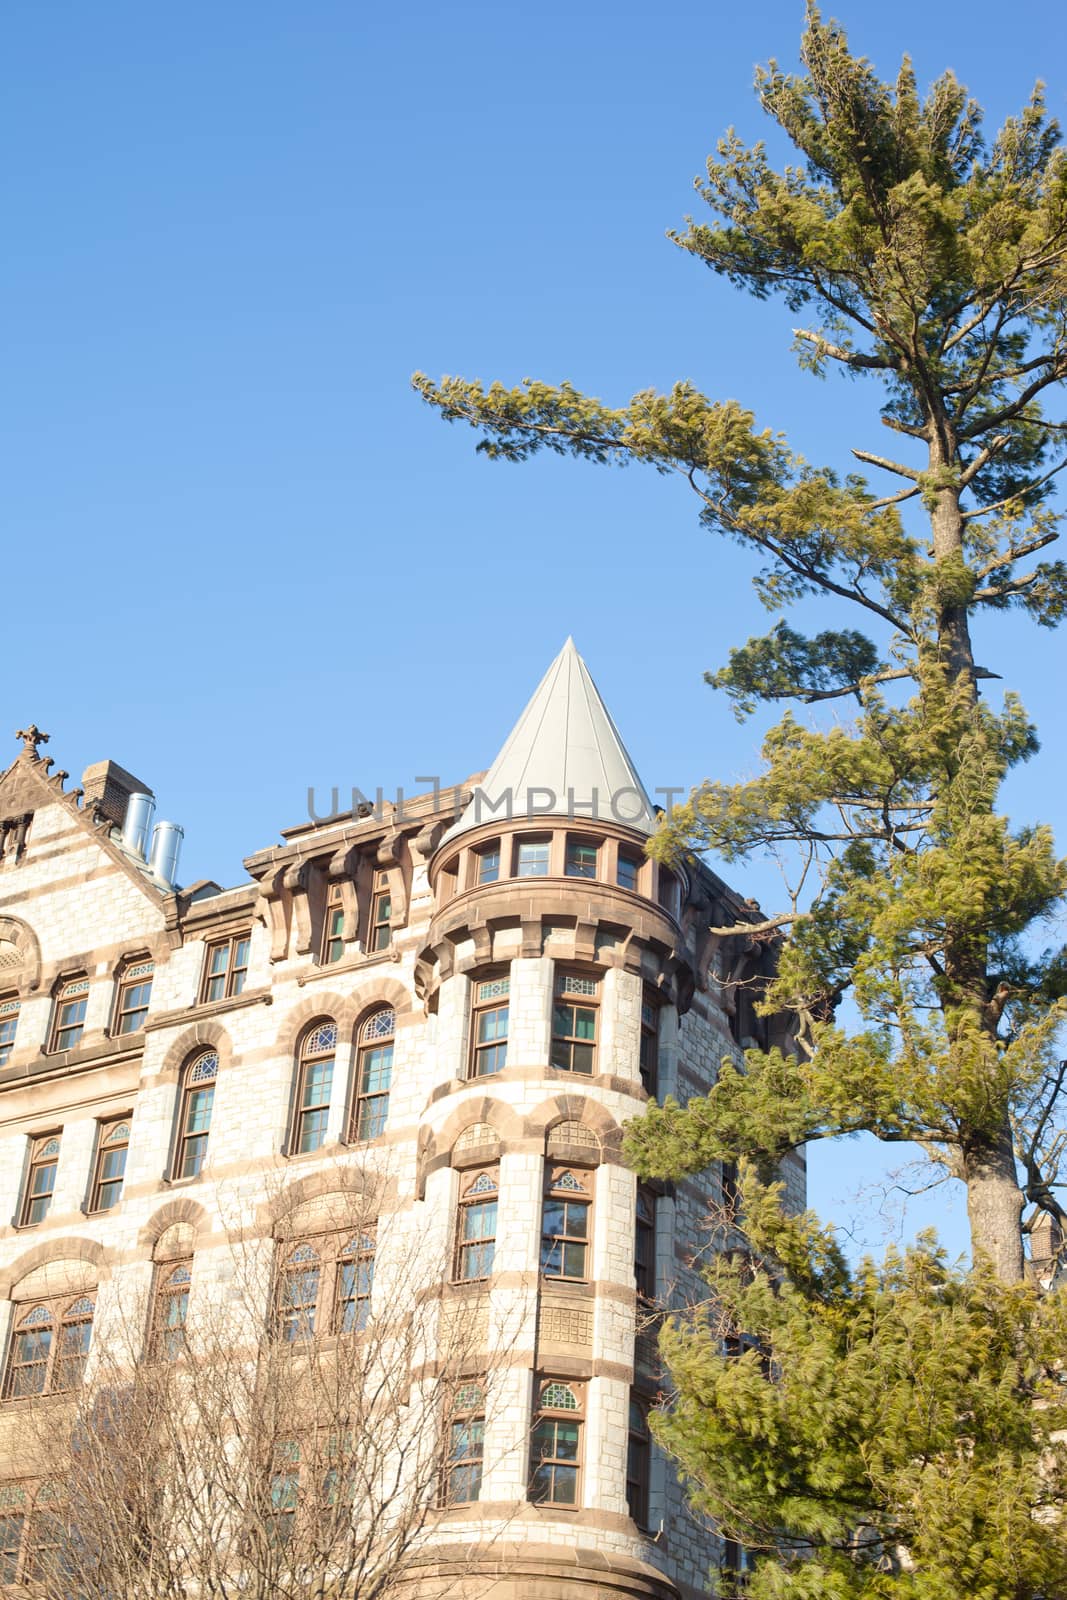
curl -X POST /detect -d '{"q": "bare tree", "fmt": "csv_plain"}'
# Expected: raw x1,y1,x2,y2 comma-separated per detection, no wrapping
5,1175,517,1600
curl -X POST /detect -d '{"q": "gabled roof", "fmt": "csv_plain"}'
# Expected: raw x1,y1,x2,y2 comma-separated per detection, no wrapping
440,639,656,846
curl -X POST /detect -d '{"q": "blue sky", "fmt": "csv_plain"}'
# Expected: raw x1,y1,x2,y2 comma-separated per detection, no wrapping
3,0,1065,1254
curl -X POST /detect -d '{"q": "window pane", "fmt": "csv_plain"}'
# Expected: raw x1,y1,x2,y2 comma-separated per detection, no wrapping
565,842,598,878
516,841,550,877
477,848,500,884
617,853,639,891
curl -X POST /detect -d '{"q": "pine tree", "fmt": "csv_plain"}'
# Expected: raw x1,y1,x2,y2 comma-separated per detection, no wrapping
416,10,1067,1591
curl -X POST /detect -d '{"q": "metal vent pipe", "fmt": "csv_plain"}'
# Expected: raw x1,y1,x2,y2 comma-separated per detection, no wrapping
149,821,184,887
122,793,155,859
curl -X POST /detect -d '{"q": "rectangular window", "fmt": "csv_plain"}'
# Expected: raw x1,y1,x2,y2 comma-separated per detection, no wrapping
20,1135,60,1227
635,1184,656,1299
454,1170,498,1281
0,1491,25,1585
89,1118,130,1213
564,838,598,879
469,975,509,1077
114,960,154,1034
540,1168,591,1279
322,881,345,965
444,1382,485,1505
529,1379,583,1506
201,934,251,1003
658,869,679,916
50,978,88,1052
551,972,598,1074
639,989,659,1095
515,836,551,878
369,872,392,952
626,1395,651,1527
268,1442,300,1545
475,844,500,885
0,998,20,1068
617,850,642,892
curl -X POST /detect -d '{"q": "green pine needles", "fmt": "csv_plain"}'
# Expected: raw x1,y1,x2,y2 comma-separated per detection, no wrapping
417,8,1067,1592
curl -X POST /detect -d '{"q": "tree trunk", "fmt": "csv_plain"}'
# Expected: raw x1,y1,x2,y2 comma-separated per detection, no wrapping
962,1131,1025,1283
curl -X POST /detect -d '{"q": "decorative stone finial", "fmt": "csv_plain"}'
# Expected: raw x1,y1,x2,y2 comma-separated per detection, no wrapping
15,726,49,759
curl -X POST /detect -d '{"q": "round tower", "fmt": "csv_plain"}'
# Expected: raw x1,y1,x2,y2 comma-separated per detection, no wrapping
411,641,697,1600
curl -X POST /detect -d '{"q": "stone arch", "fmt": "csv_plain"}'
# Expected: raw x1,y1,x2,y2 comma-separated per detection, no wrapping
157,1020,234,1084
350,975,416,1032
0,1237,107,1301
255,1168,382,1239
433,1096,525,1160
274,993,359,1061
138,1198,209,1255
526,1093,623,1155
0,915,41,991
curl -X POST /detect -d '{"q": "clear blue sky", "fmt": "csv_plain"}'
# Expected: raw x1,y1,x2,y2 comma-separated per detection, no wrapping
3,0,1065,1255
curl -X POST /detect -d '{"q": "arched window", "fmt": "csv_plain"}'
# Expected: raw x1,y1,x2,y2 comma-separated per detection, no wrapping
20,1134,60,1227
350,1010,394,1141
151,1262,192,1361
175,1051,218,1180
292,1021,336,1154
336,1232,376,1332
453,1169,498,1282
113,958,154,1035
276,1244,321,1342
2,1295,95,1399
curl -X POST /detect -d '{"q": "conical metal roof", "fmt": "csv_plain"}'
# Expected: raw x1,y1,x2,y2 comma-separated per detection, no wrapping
441,639,656,846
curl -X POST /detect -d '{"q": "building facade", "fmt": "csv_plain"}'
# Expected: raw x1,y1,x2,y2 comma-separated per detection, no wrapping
0,643,803,1599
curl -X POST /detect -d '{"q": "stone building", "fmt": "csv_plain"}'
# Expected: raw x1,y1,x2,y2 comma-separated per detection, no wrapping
0,641,803,1599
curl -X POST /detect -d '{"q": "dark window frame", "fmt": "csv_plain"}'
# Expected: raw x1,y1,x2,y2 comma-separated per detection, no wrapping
540,1167,592,1281
528,1378,584,1507
174,1051,219,1180
88,1117,131,1214
113,958,154,1035
200,933,251,1004
348,1008,395,1141
551,971,599,1075
19,1133,61,1228
291,1021,337,1155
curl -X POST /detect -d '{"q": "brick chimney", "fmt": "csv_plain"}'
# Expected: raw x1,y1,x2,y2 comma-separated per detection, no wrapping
81,760,154,829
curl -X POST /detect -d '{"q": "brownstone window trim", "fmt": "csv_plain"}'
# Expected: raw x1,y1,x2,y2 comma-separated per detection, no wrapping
148,1257,193,1362
513,833,552,879
111,956,155,1036
368,870,393,952
528,1376,585,1508
200,933,251,1005
0,1482,68,1587
1,1293,96,1402
346,1007,395,1142
87,1115,132,1214
563,834,600,879
550,968,600,1076
273,1226,376,1343
171,1050,219,1182
540,1166,593,1282
440,1378,486,1506
467,968,510,1080
48,975,89,1054
321,880,345,965
452,1166,499,1283
19,1132,62,1229
288,1019,337,1156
